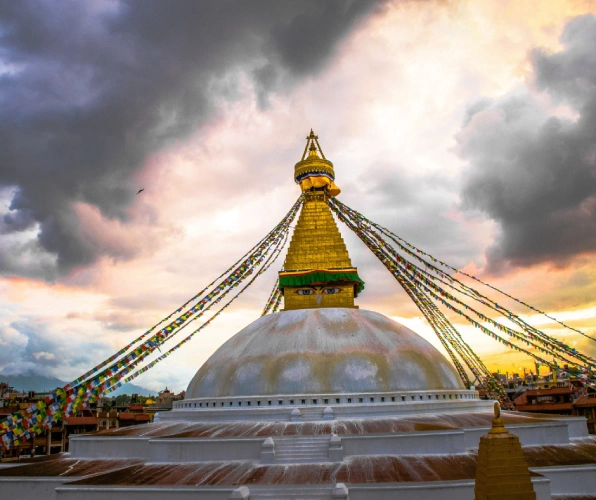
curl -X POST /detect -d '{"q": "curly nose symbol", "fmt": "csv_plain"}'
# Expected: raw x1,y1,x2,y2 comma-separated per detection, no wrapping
316,294,322,306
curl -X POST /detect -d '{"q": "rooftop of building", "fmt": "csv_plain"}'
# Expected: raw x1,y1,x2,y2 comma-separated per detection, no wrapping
524,387,576,396
63,416,99,426
575,393,596,407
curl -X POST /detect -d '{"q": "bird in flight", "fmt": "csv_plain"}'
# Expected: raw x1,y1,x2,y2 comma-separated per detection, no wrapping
137,188,145,194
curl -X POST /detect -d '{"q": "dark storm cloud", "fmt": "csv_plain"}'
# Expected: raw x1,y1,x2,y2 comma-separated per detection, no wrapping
458,14,596,272
0,0,387,279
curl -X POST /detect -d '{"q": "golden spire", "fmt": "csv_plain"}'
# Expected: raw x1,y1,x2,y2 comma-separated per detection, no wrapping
474,402,536,500
294,130,340,197
279,131,364,311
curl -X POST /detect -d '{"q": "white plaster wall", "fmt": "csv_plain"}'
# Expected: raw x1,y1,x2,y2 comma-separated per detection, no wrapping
341,431,465,456
0,463,24,469
160,399,494,423
0,473,555,500
331,400,492,419
563,417,590,438
0,477,70,500
69,436,150,459
348,480,475,500
347,477,550,500
148,438,263,462
532,477,553,500
463,422,570,449
55,486,233,500
70,429,470,465
235,484,333,497
532,465,596,495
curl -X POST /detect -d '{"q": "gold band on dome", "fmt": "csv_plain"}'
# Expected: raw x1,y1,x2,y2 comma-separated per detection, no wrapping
280,268,359,276
279,269,365,294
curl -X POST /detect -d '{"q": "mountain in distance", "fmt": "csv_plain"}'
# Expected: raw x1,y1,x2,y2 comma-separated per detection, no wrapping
0,374,155,397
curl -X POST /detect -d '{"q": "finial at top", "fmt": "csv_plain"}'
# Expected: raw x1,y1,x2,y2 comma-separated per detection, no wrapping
494,401,500,419
301,129,325,161
294,130,339,197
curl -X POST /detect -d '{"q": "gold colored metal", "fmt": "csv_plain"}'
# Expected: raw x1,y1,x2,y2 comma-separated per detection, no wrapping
489,401,508,434
295,153,334,179
474,403,536,500
294,130,340,196
284,192,353,271
280,132,363,310
281,192,359,310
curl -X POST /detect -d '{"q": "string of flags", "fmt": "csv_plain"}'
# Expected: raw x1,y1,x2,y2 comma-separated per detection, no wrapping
4,188,594,447
262,254,289,316
105,227,292,393
328,197,594,406
406,284,473,387
0,197,303,451
414,289,513,408
329,200,513,407
425,301,500,391
65,224,288,391
329,198,595,369
380,220,596,343
262,284,283,316
331,198,595,343
59,231,289,411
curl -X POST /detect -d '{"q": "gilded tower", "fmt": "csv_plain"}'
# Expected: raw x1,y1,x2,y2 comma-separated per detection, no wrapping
279,131,365,310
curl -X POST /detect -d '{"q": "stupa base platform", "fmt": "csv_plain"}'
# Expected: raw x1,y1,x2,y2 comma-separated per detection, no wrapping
1,411,594,500
0,452,592,500
167,390,487,422
50,477,552,500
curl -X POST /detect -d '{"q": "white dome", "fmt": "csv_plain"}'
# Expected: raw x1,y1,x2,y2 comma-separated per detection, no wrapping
186,308,464,399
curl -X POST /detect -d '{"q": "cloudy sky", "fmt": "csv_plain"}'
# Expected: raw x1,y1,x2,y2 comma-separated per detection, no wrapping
1,0,596,392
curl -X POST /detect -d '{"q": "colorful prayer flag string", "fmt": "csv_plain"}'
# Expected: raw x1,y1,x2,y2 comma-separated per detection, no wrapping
328,196,595,409
0,196,303,451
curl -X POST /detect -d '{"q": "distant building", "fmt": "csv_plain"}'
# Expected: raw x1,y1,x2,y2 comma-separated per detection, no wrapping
116,404,151,427
97,410,118,431
573,390,596,434
1,383,159,459
95,399,154,430
0,400,65,461
153,387,185,409
513,386,576,415
63,407,99,452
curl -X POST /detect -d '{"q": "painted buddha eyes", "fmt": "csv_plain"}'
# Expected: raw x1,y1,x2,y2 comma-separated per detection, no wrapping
295,287,341,295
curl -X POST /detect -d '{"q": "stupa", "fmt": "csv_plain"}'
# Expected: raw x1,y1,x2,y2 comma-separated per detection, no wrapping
1,132,595,499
